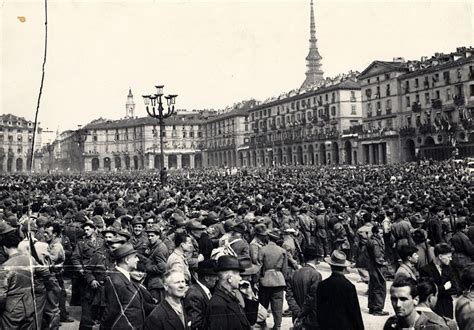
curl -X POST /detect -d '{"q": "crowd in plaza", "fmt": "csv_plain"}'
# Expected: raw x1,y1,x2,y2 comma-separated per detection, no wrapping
0,159,473,330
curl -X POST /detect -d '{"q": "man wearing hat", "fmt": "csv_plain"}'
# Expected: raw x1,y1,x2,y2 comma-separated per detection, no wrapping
130,217,148,257
286,245,322,329
366,224,389,316
102,243,156,329
316,250,364,330
258,228,288,330
228,220,250,259
187,220,212,265
71,220,107,329
143,224,170,303
184,260,219,330
249,224,268,266
208,255,259,330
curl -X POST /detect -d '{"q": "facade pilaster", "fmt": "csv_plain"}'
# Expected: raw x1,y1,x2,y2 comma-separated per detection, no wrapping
177,154,182,169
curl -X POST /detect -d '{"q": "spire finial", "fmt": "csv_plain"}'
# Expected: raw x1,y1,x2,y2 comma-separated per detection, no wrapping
301,0,324,89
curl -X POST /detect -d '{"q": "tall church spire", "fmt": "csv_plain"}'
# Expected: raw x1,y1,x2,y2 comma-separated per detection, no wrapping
301,0,324,89
125,88,135,118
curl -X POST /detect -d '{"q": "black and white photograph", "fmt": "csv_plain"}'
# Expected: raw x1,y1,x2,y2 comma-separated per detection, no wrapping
1,0,473,329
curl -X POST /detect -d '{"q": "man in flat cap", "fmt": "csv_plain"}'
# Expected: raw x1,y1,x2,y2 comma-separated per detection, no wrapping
101,243,155,329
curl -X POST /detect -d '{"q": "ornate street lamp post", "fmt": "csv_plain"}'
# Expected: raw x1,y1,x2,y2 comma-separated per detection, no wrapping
143,85,177,182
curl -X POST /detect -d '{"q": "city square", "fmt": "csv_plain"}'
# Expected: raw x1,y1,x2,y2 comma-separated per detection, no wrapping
1,0,474,329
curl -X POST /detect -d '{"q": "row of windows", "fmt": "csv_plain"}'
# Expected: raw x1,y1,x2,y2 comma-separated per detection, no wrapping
250,91,358,120
404,66,473,92
0,135,33,142
0,128,33,134
405,84,474,108
0,120,32,127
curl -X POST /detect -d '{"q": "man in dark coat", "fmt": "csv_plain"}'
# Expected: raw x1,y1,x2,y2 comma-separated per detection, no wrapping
367,224,389,315
143,224,169,302
101,243,155,330
316,250,364,330
207,255,259,330
145,270,190,330
184,260,218,330
286,245,322,329
419,243,459,319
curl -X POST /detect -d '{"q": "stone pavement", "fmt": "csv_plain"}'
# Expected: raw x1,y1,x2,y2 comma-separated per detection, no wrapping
60,262,393,329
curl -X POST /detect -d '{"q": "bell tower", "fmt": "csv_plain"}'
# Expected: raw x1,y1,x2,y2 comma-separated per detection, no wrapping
125,88,135,118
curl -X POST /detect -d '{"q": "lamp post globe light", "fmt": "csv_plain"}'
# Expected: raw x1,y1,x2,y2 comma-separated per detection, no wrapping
143,85,177,183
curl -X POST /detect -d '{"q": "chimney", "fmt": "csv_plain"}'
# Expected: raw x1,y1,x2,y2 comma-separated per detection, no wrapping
393,57,405,63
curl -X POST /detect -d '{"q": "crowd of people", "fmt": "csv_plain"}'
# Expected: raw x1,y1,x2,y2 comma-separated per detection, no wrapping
0,159,473,330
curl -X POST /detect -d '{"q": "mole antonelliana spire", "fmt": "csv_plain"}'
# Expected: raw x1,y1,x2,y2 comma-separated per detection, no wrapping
301,0,324,89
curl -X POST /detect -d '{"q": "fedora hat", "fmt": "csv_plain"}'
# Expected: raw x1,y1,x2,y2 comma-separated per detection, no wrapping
303,245,321,260
325,250,351,268
112,243,137,260
267,228,281,241
0,222,15,235
187,220,206,231
254,224,268,237
202,212,219,227
102,226,118,235
197,259,218,276
216,255,244,272
116,230,131,240
238,256,261,276
145,224,161,234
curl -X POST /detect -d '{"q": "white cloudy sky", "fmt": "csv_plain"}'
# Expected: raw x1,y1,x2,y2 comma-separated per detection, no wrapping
1,0,473,136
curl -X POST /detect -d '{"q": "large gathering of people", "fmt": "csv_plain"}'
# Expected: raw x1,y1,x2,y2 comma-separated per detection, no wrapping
0,159,473,329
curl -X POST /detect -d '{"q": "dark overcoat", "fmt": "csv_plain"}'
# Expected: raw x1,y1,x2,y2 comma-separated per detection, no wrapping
144,299,190,330
101,270,155,330
316,272,364,330
183,284,210,330
419,262,458,319
207,286,259,330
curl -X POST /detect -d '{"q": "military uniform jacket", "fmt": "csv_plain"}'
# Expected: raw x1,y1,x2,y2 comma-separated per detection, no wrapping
143,239,169,290
0,253,50,329
71,235,106,272
258,241,288,287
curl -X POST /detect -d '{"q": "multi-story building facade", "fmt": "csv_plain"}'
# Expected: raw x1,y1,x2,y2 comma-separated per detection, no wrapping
0,114,42,173
203,100,256,168
398,48,474,161
245,72,362,166
351,47,474,164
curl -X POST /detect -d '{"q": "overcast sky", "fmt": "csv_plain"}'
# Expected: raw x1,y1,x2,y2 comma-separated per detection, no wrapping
1,0,473,138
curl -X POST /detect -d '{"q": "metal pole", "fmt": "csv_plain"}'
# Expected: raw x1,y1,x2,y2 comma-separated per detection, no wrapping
159,118,165,174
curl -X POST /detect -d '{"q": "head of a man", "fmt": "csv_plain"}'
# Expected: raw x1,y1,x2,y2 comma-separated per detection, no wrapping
399,245,419,266
44,222,61,243
145,218,155,229
390,277,419,320
174,232,193,253
218,269,241,291
147,231,160,245
417,277,438,309
434,243,452,266
83,224,96,238
103,231,116,244
163,270,187,300
132,224,144,236
117,251,139,272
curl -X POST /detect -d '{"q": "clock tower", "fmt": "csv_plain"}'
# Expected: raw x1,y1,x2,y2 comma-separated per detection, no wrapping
125,88,135,118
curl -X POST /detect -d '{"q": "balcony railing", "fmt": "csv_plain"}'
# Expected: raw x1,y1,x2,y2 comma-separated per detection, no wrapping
399,127,416,136
386,108,392,115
